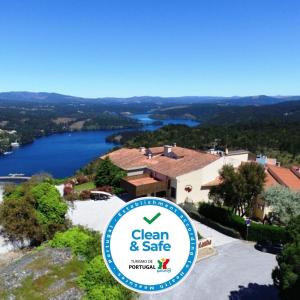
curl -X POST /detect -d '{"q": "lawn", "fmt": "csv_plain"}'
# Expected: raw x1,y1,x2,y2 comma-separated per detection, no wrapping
74,182,96,192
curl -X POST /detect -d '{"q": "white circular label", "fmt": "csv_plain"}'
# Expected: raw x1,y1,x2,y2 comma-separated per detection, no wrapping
102,197,198,293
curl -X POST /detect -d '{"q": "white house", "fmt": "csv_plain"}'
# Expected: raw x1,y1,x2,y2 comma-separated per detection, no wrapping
103,145,249,204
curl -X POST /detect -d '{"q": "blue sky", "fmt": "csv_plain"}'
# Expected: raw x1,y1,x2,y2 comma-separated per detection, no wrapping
0,0,299,97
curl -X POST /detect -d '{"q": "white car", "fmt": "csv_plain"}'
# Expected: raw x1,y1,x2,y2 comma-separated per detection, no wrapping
90,191,112,201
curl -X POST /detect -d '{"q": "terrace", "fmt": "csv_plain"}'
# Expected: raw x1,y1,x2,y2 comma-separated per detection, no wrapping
121,174,168,197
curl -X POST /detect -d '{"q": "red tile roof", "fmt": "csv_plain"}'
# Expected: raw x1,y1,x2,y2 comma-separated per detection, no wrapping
202,177,222,187
264,171,279,189
267,165,300,191
200,165,300,191
103,146,219,178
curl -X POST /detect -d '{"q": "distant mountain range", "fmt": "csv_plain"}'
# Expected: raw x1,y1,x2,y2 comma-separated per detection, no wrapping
0,91,300,106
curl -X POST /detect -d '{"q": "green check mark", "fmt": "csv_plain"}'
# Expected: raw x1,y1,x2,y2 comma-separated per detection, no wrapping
143,212,161,224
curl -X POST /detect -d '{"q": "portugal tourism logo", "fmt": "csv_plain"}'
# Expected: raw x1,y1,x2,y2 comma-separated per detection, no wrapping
102,197,198,293
157,258,171,273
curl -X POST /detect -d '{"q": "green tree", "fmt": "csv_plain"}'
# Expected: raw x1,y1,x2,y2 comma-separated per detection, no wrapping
95,157,126,192
273,215,300,299
210,162,266,216
263,186,300,224
0,196,43,245
0,179,68,245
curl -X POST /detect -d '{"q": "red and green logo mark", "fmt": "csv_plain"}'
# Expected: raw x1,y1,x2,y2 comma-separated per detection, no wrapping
157,258,170,272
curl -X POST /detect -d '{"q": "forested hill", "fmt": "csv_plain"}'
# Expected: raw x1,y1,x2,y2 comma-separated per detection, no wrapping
1,91,300,106
114,122,300,167
0,100,141,149
150,100,300,124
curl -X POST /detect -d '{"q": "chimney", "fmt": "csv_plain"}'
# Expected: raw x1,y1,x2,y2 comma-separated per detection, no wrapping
225,148,229,155
173,142,177,147
148,153,152,159
139,147,146,154
164,145,172,156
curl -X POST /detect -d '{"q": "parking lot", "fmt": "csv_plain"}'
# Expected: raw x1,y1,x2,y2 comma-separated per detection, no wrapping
66,197,278,300
140,228,278,300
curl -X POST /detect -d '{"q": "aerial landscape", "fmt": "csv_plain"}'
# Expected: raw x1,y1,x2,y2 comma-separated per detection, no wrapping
0,1,300,300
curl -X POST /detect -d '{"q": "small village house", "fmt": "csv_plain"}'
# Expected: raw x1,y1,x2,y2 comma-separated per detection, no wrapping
103,145,249,204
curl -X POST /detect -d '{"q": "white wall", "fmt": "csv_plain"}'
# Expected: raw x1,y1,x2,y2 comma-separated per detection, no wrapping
225,153,248,166
174,153,248,204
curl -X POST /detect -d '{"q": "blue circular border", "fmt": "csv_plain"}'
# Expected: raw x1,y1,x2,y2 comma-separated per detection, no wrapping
102,197,198,293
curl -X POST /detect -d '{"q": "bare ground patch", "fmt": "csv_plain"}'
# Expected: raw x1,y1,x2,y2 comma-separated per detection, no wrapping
52,117,76,125
69,120,87,130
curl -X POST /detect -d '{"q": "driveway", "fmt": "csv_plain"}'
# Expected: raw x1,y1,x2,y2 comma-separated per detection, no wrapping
140,223,278,300
193,219,236,247
67,196,125,232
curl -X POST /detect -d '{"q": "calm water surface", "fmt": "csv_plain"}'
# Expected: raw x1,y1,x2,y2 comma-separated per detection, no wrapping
0,115,199,178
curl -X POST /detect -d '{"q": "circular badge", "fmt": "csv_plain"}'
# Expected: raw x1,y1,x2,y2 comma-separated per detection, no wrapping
102,197,198,293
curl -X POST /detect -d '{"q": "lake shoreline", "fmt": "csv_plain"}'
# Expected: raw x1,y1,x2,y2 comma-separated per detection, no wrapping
0,114,199,178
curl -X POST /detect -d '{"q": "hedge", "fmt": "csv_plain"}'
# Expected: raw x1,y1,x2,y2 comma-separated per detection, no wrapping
198,203,287,242
181,203,241,239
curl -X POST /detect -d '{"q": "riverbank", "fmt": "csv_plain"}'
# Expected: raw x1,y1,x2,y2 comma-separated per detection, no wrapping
0,114,199,178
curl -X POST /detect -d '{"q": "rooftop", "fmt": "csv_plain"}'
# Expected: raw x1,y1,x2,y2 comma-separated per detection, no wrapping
264,170,279,189
227,149,249,156
103,146,219,178
267,165,300,191
201,163,300,191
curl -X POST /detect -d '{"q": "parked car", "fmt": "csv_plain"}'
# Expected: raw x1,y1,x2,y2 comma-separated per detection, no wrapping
90,191,112,201
255,240,283,254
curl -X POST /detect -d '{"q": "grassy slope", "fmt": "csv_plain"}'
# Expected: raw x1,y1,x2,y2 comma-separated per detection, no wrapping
74,182,96,192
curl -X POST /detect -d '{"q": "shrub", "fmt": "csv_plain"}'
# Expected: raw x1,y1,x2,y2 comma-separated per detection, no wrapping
31,183,68,226
76,175,89,184
79,190,91,200
49,226,101,261
0,180,69,245
87,285,124,300
78,256,134,300
247,222,287,242
273,215,300,300
189,210,241,239
0,196,43,245
63,183,74,196
198,203,287,242
64,192,79,202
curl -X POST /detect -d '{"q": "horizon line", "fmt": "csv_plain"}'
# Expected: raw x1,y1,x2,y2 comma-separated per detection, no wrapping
0,90,299,100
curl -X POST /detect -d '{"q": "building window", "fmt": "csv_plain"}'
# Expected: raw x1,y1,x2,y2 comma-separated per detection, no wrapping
171,187,176,199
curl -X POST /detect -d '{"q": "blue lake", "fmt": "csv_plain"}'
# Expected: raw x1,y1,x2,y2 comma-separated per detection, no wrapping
0,115,199,178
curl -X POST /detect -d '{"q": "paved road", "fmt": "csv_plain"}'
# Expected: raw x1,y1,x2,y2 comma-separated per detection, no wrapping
140,223,278,300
